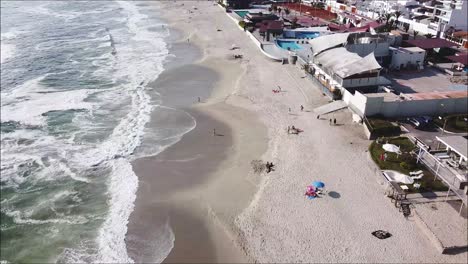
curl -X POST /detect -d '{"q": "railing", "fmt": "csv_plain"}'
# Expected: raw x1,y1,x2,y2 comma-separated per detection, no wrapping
415,147,467,206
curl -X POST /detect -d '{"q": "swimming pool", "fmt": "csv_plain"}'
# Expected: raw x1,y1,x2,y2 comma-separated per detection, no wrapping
235,11,249,18
295,32,320,39
276,40,302,50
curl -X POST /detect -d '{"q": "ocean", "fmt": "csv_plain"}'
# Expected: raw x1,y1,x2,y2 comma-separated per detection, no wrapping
0,1,193,262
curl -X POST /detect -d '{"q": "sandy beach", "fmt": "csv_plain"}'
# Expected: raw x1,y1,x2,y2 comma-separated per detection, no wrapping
127,1,467,263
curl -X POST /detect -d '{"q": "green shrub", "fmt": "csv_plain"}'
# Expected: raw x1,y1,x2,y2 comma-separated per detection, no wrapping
367,118,401,137
238,21,245,28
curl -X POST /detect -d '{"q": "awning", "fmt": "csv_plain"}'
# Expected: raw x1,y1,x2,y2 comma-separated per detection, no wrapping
314,47,382,78
405,38,458,49
446,53,468,65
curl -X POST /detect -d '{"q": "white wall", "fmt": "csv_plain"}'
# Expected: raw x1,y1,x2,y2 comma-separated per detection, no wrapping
449,2,468,30
346,91,468,117
390,49,425,70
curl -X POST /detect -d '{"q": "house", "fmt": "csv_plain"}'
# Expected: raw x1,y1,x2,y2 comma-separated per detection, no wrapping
389,46,426,70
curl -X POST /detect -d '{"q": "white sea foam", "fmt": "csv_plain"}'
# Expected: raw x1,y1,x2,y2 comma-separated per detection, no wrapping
2,210,88,225
1,43,16,63
96,159,137,263
1,77,94,126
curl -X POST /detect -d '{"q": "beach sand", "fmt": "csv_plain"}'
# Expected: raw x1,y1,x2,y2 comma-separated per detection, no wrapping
127,1,467,263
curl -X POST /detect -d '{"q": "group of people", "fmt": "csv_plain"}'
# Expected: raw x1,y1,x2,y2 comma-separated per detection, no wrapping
305,186,322,199
287,125,303,135
265,161,275,173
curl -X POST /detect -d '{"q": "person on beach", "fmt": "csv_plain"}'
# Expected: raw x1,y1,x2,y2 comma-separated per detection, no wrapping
333,118,336,125
329,119,332,125
287,126,290,134
316,115,320,119
198,97,201,103
213,129,216,136
289,107,291,112
300,105,304,111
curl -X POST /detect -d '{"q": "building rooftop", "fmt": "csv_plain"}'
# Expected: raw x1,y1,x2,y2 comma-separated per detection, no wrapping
402,90,468,100
446,53,468,65
405,38,459,49
315,47,382,78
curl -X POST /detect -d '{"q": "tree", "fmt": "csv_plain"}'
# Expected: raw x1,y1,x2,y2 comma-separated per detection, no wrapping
272,5,278,13
277,7,282,15
268,7,272,12
284,8,290,16
424,33,434,39
413,30,419,39
393,11,402,29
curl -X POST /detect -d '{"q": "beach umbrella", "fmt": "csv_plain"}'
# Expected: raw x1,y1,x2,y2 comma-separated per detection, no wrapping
394,173,414,184
312,181,325,188
382,144,400,154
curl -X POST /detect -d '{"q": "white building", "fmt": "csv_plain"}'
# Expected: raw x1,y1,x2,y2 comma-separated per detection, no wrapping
389,46,426,70
399,0,468,37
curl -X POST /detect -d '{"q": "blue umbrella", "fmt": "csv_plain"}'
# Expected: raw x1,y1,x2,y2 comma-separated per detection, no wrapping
312,181,325,188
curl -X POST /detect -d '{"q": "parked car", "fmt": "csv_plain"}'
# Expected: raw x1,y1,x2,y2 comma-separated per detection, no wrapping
421,116,432,124
407,117,427,128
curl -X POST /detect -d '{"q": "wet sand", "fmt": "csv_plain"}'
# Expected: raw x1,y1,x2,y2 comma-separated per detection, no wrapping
126,8,267,262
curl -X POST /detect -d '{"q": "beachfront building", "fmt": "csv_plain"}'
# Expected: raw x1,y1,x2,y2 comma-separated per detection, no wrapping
346,90,468,118
398,0,468,37
389,46,426,70
305,33,392,99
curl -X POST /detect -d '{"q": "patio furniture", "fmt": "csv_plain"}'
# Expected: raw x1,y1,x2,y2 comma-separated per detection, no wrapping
410,170,423,176
413,183,421,189
411,174,424,180
400,185,409,191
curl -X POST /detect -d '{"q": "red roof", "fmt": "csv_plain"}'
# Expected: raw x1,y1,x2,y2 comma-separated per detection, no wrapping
446,53,468,65
405,38,458,49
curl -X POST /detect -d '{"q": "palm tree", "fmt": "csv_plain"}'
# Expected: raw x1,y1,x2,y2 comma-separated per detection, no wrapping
413,30,419,39
284,8,291,16
393,11,402,29
424,33,434,39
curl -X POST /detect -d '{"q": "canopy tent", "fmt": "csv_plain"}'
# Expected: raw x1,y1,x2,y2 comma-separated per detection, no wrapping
445,53,468,66
309,33,350,55
314,47,382,78
404,38,458,50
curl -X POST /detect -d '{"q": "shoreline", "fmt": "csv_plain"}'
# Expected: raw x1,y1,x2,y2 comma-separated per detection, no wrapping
129,1,466,263
126,1,267,262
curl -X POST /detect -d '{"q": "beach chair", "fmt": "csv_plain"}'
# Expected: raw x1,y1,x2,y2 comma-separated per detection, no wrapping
411,174,423,180
409,170,423,176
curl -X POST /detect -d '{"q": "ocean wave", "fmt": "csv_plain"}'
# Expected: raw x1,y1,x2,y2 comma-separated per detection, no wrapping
2,210,88,225
0,77,95,126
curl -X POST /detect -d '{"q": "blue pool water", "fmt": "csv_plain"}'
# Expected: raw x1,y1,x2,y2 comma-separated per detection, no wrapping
235,11,249,18
295,32,319,39
276,40,302,50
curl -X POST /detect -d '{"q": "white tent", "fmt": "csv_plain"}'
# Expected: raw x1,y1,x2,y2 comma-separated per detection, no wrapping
309,33,350,55
314,47,382,79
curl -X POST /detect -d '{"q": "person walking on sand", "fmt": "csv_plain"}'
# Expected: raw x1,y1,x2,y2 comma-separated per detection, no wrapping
316,115,320,119
198,97,201,103
300,105,304,111
329,119,332,125
213,129,216,136
333,118,336,125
